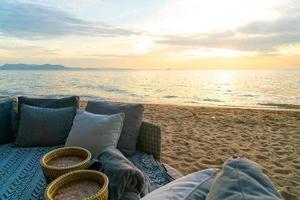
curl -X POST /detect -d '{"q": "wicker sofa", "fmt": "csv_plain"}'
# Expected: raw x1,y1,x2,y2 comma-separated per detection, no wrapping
0,97,179,200
137,121,161,161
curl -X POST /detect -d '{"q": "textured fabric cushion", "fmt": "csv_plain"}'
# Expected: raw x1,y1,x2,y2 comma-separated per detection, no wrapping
141,169,219,200
10,98,19,137
15,105,76,147
0,98,13,144
206,157,283,200
65,111,125,157
128,152,170,192
12,96,79,137
86,101,144,156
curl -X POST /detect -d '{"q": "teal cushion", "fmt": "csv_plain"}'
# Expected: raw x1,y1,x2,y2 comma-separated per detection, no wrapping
12,96,79,136
15,104,76,147
86,101,144,156
206,157,283,200
0,98,13,144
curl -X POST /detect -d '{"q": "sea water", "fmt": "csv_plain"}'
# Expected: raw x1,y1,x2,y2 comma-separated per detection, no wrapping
0,69,299,109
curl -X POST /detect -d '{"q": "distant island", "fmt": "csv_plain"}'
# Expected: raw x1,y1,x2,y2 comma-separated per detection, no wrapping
0,64,128,71
0,64,67,70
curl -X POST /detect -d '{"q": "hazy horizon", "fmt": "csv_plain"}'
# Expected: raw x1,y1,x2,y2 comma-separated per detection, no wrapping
0,0,300,69
1,63,300,70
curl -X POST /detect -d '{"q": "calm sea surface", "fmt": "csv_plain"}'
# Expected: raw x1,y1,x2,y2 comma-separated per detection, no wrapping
0,69,299,109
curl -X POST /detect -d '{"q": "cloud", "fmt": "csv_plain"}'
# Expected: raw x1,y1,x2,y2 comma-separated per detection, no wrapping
79,54,135,59
238,6,300,35
0,0,139,39
157,2,300,54
158,31,300,52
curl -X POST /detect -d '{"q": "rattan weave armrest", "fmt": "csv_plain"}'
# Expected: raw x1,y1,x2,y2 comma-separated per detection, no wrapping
137,121,161,161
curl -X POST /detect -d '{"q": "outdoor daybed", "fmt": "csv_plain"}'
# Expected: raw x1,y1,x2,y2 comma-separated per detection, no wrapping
0,96,181,199
0,96,284,200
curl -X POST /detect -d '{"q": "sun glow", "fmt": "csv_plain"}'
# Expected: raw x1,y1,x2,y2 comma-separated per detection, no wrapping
134,38,154,53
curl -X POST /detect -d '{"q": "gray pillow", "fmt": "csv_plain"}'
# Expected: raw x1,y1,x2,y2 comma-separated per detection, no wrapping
86,101,144,156
206,157,283,200
65,111,125,157
15,104,76,147
12,96,79,137
0,98,13,144
141,169,219,200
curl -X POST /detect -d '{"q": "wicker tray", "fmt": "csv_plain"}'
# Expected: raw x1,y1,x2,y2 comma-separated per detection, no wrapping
45,170,109,200
41,147,92,182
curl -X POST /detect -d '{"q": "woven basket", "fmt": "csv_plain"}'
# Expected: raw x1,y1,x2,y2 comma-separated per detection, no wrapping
41,147,92,183
45,170,109,200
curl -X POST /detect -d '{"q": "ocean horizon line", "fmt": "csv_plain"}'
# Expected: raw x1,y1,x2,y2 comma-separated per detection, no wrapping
0,63,299,71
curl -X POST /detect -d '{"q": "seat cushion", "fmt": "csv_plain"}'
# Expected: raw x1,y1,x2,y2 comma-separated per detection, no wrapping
15,105,76,147
206,157,283,200
0,144,172,200
0,98,13,144
0,144,58,200
141,168,219,200
86,101,144,156
12,96,79,136
65,111,125,157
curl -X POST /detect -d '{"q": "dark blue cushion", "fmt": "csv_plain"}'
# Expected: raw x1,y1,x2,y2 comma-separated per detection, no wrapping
86,101,144,156
15,104,76,147
0,98,13,144
11,96,79,136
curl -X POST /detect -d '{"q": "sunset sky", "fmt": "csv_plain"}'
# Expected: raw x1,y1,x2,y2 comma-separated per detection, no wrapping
0,0,299,69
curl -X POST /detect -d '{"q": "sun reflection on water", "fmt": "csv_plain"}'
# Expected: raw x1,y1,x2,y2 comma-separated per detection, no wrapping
0,69,299,108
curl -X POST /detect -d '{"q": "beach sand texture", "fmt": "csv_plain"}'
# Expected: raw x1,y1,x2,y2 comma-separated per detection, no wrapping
142,104,300,200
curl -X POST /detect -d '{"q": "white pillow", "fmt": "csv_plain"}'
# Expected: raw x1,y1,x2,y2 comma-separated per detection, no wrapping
141,169,218,200
65,110,125,157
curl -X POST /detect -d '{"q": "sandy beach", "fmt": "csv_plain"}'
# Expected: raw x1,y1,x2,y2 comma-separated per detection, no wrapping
80,100,300,199
142,104,300,200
